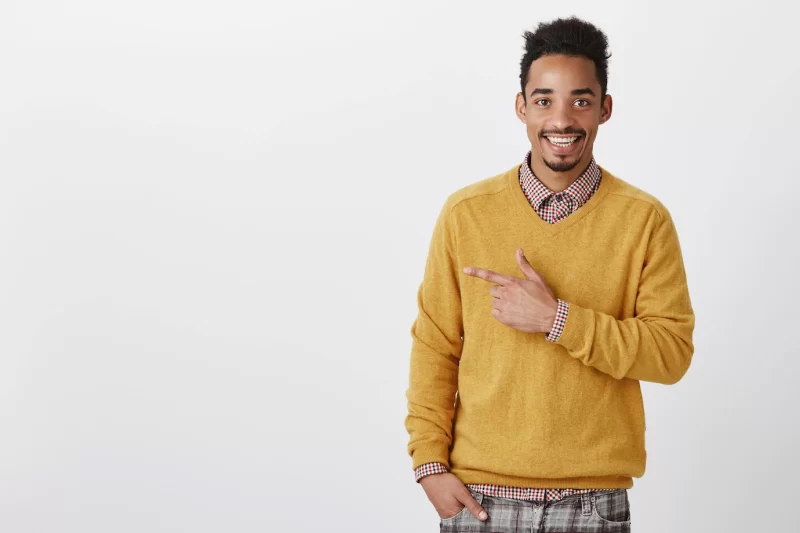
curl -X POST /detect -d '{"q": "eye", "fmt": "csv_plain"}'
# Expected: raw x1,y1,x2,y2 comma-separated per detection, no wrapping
574,99,590,107
534,99,550,107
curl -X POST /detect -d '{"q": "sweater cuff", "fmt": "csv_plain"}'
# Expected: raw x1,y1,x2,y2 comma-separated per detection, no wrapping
553,301,593,355
414,462,449,482
545,299,569,342
411,442,451,471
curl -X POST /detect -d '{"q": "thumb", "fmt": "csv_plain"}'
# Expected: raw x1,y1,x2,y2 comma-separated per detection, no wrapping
460,492,489,521
516,248,537,280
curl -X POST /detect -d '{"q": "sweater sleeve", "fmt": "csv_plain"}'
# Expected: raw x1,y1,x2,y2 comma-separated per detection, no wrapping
555,209,695,385
405,197,462,470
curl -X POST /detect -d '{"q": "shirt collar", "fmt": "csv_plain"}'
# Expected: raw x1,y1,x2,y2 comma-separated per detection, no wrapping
518,150,602,211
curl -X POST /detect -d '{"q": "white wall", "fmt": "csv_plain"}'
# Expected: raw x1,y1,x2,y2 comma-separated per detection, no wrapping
1,1,797,532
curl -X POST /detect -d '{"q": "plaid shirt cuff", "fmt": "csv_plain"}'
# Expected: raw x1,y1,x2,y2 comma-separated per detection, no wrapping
414,461,449,482
545,299,569,342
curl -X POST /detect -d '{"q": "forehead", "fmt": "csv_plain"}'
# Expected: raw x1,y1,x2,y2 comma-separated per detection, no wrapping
525,54,599,92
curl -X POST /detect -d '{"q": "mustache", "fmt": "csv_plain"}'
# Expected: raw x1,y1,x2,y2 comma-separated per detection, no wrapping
539,128,586,137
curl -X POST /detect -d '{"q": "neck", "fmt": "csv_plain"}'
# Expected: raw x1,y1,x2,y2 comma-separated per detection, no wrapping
528,152,593,193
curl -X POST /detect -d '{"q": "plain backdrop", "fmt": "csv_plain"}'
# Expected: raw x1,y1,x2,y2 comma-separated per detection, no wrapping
1,1,798,532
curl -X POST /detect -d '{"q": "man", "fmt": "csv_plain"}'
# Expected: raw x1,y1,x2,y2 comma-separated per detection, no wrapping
404,17,694,533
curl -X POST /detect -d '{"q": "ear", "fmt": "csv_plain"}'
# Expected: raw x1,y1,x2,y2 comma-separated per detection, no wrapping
515,92,528,124
599,93,613,124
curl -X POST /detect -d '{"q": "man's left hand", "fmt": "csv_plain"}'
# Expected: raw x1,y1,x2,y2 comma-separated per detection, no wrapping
462,248,559,334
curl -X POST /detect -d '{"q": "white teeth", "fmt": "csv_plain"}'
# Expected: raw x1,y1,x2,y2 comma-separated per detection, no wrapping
546,136,579,146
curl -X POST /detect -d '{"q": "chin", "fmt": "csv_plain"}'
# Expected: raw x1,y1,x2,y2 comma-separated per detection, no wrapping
541,152,585,172
544,159,581,172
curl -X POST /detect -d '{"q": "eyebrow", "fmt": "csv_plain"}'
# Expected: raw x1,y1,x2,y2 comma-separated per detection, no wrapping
530,87,596,97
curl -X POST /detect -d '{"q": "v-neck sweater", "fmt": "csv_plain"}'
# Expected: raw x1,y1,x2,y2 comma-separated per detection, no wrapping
405,163,695,489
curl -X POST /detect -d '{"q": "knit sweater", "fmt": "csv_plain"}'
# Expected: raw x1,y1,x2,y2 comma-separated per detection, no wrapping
404,162,695,489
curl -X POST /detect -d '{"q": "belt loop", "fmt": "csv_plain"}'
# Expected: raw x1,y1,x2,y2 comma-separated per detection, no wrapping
580,493,592,516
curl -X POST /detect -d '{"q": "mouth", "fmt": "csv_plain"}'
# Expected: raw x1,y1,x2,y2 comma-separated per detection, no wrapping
542,134,583,155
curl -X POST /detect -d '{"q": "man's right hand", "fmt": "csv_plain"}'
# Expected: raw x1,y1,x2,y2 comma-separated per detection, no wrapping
419,472,488,521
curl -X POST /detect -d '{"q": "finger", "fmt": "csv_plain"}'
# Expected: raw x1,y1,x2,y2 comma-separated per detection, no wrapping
463,266,515,285
489,285,505,298
491,307,523,325
459,492,488,521
515,248,538,280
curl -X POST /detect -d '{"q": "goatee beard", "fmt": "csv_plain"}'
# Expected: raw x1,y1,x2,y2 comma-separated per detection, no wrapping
543,158,581,172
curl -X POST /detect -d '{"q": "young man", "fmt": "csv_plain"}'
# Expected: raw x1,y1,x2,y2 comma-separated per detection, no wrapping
404,17,694,532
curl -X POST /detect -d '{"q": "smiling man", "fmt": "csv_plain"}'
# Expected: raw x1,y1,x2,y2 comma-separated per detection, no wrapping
404,17,695,533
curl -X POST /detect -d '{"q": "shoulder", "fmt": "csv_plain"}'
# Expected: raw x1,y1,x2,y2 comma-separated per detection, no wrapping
442,164,518,214
602,168,673,224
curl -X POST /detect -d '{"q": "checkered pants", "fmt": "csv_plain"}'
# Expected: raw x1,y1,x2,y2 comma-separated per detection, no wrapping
439,488,631,532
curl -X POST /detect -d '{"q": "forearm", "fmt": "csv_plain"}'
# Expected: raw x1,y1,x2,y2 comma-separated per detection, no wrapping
556,301,694,384
405,318,460,468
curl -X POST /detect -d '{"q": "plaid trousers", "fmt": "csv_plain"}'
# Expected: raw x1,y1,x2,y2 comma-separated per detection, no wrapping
439,488,631,532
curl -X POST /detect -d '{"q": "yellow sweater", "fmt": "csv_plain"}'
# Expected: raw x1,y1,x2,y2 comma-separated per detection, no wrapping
405,163,695,489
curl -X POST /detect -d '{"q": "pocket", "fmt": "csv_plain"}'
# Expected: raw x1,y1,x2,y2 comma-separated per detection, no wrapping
591,489,631,527
440,490,484,523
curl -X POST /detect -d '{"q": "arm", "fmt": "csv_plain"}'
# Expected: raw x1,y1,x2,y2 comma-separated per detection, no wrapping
555,209,695,384
405,198,462,471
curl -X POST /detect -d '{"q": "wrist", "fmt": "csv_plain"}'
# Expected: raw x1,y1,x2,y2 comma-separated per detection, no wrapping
547,301,558,331
545,299,569,342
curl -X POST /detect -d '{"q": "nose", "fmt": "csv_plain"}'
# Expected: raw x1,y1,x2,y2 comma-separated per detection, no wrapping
547,102,577,132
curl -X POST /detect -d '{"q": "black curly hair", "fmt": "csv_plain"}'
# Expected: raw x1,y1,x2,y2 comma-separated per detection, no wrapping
520,17,611,101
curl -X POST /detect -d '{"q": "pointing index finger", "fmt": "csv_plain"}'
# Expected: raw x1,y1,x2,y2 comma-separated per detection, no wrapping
463,266,513,285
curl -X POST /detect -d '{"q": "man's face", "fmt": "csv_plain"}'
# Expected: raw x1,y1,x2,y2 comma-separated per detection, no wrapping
515,54,612,174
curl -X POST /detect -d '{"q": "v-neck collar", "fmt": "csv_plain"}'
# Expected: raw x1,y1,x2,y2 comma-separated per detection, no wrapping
505,162,616,238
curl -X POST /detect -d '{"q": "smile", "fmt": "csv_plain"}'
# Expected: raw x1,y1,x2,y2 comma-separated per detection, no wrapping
544,136,580,147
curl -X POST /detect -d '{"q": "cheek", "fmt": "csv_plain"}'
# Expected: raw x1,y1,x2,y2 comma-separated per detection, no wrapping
527,119,543,138
576,121,597,140
530,129,544,149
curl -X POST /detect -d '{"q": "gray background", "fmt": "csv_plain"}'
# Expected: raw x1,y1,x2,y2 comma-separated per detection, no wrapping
1,1,797,532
